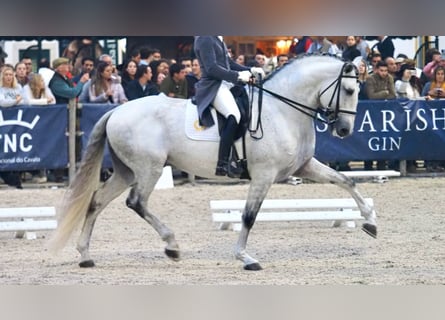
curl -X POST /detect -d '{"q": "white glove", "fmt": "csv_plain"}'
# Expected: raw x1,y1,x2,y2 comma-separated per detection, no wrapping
250,67,266,80
237,70,252,83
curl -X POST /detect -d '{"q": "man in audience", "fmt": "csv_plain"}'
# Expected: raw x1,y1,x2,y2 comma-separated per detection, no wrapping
365,60,396,170
159,63,188,99
125,65,159,100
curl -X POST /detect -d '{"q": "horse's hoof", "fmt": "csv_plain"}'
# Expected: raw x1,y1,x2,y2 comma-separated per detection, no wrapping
362,223,377,238
244,262,263,271
165,248,180,261
79,260,95,268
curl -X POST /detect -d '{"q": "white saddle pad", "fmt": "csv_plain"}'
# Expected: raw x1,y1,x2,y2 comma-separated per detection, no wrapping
185,100,220,141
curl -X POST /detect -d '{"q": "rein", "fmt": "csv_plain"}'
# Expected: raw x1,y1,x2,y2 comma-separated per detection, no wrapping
248,62,358,137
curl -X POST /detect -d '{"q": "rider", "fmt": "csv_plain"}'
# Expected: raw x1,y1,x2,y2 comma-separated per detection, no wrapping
194,36,265,178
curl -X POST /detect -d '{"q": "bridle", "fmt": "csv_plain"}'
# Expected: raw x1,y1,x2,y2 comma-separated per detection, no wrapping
249,62,359,126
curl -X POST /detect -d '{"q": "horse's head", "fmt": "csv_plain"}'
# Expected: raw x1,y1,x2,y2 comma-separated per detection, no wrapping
318,61,359,138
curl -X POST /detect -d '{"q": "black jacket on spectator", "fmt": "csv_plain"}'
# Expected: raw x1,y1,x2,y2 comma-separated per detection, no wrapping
125,79,159,100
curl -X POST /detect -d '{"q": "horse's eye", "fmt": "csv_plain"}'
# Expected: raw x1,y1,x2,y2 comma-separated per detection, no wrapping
345,88,354,95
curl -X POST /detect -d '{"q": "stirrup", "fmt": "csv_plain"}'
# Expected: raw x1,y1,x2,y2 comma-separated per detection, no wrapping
215,160,243,178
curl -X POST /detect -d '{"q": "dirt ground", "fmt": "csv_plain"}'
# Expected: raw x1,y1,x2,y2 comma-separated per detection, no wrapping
1,176,444,285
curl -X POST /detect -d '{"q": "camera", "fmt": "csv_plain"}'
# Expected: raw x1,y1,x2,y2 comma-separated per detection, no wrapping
410,69,417,76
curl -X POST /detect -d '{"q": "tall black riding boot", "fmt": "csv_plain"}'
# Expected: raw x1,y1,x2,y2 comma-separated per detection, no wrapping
215,115,243,178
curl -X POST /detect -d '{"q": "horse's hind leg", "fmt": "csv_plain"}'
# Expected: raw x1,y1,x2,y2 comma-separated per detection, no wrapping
297,158,377,238
126,170,180,261
77,171,130,267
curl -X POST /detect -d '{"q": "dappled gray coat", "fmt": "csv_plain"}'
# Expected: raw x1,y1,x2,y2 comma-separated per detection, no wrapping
194,36,250,127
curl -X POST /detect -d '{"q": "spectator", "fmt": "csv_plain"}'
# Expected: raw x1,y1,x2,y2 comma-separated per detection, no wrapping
395,64,422,99
22,73,56,105
290,36,312,56
0,46,7,68
385,57,398,80
366,61,396,100
276,54,289,68
395,53,408,72
139,47,151,65
88,61,127,104
99,54,121,84
422,65,445,100
128,47,141,65
376,36,395,60
159,63,188,99
186,58,201,98
151,48,162,61
422,49,444,81
355,36,371,61
235,54,246,66
21,56,34,79
22,73,56,183
393,63,423,173
0,65,23,188
120,59,138,96
353,57,369,100
72,57,95,84
342,36,361,62
49,57,89,104
179,57,193,74
14,62,28,87
0,65,23,107
37,57,54,86
307,36,335,54
368,52,382,75
149,59,170,90
422,66,445,171
365,60,396,170
125,65,158,100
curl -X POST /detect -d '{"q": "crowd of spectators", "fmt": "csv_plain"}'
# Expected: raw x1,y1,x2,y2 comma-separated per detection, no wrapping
1,37,445,187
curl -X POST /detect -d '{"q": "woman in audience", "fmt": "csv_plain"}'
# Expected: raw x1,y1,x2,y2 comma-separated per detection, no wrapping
395,64,422,99
120,59,138,97
89,61,127,104
422,66,445,100
0,65,23,107
0,65,23,188
22,73,56,105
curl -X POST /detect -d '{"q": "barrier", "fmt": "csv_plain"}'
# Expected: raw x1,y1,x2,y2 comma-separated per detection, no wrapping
210,198,374,231
0,207,57,240
339,170,401,183
4,100,445,179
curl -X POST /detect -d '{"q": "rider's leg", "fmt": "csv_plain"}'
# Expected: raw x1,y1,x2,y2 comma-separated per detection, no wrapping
213,81,242,178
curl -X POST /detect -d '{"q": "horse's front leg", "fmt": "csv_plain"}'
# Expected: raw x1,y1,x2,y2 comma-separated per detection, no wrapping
297,158,377,238
235,178,274,271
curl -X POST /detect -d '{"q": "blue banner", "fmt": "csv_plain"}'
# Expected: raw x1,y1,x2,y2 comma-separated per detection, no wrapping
315,99,445,162
78,99,445,167
80,103,118,168
0,105,68,171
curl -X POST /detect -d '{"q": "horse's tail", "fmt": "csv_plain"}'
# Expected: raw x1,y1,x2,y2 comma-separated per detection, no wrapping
48,110,114,253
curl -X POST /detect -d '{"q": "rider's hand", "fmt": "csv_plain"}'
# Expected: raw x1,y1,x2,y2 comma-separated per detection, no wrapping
250,67,265,80
238,70,252,83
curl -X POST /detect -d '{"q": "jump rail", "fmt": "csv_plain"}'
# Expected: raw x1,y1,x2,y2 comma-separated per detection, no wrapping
210,198,374,231
0,207,57,240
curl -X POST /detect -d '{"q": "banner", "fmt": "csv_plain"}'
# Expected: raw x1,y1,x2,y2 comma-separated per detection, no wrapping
79,99,445,167
0,105,68,171
315,99,445,162
80,103,118,168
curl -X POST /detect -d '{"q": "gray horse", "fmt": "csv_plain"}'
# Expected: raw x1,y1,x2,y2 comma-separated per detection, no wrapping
49,54,376,271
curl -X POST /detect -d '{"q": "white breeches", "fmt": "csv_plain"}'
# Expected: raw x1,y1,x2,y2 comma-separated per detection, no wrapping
212,80,241,123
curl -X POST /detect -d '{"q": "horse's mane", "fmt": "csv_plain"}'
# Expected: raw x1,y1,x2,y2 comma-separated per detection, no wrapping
264,53,346,83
